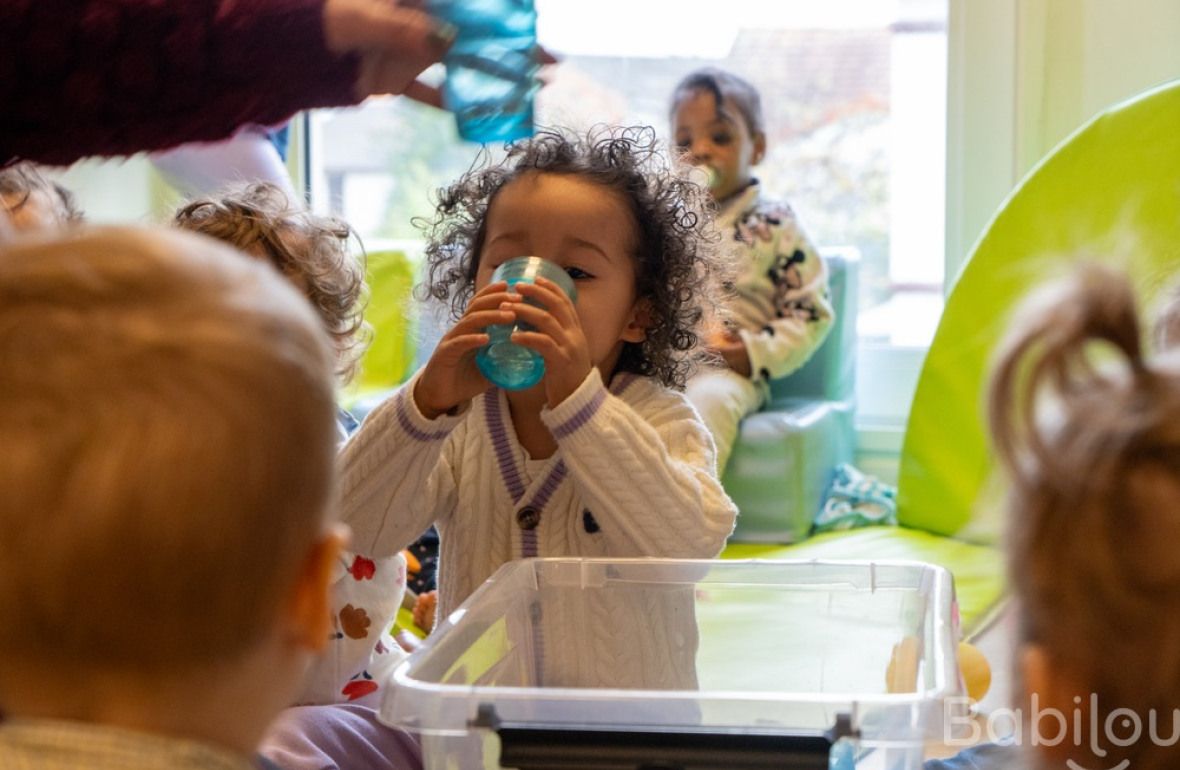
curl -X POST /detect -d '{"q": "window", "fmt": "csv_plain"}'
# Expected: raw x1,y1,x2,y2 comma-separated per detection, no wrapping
308,0,948,429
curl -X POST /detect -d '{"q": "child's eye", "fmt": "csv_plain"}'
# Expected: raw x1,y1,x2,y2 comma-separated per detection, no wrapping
565,266,593,280
675,138,691,152
712,133,732,145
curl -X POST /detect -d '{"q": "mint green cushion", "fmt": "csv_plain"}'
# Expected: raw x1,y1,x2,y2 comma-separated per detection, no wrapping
897,80,1180,542
722,527,1004,636
725,252,859,542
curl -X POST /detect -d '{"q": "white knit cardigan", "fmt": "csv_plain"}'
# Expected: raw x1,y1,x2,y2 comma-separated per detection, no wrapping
339,367,739,621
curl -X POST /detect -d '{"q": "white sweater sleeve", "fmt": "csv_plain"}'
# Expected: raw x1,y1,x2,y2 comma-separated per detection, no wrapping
337,371,464,558
540,370,737,558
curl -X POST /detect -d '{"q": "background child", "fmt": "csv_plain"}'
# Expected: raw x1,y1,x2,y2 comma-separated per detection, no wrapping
173,182,415,710
928,264,1180,770
342,124,738,627
0,226,345,768
0,162,83,232
670,67,834,475
174,182,366,399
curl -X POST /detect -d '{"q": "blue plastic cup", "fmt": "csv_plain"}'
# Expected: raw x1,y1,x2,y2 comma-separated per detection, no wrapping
428,0,538,144
476,256,577,390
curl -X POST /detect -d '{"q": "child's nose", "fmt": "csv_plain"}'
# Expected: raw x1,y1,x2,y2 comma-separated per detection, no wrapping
690,139,712,162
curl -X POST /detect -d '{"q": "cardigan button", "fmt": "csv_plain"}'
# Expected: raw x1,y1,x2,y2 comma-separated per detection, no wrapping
516,506,540,530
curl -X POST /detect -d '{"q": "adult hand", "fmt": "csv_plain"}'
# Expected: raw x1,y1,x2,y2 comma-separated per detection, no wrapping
323,0,455,102
508,277,593,409
398,43,559,108
413,281,519,419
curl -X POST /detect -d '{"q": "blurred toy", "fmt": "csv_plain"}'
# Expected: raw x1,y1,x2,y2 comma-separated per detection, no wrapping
957,641,991,704
886,636,990,704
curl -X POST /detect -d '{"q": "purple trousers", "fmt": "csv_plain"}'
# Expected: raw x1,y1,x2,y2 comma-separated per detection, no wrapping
260,704,423,770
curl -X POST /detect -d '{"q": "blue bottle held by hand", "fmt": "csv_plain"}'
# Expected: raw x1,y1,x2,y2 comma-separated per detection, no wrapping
476,256,577,391
428,0,538,144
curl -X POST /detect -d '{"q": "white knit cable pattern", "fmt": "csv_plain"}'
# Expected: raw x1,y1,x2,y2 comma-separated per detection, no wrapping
541,372,737,559
339,368,738,621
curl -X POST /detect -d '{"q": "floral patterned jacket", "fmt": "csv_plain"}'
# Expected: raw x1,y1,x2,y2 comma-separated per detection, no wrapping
294,414,409,707
716,181,834,384
295,551,408,707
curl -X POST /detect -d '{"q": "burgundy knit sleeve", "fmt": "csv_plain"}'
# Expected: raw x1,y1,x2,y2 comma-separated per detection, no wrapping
0,0,360,166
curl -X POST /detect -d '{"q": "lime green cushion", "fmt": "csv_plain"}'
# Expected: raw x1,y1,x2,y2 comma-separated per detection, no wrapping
721,527,1004,636
897,80,1180,542
347,250,417,405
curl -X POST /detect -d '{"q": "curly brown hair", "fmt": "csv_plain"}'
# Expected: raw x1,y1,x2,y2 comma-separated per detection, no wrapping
173,182,368,384
417,126,723,389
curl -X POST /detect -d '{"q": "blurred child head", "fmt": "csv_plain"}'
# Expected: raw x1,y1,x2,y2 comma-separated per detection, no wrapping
419,126,722,390
989,264,1180,770
0,162,83,231
0,227,344,751
668,67,767,203
174,182,367,383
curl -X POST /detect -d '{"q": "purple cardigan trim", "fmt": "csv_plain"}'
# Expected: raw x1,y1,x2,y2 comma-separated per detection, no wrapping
609,372,639,396
527,461,567,510
519,461,567,559
395,389,452,442
485,391,527,501
550,389,607,440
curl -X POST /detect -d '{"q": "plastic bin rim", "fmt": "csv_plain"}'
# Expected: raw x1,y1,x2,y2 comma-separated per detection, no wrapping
387,556,961,723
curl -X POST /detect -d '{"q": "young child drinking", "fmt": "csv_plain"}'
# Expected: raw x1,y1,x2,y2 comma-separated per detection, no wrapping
343,124,738,624
260,125,738,770
0,226,345,769
669,67,833,474
173,182,415,710
930,264,1180,770
0,162,83,232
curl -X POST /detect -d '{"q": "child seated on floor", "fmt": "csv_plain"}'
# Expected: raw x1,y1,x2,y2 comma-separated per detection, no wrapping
669,67,833,476
259,125,738,770
173,183,415,706
929,264,1180,770
0,226,345,769
0,162,83,232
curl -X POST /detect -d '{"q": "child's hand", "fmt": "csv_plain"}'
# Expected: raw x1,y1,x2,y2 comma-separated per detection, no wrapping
706,331,752,377
412,589,438,633
414,281,519,419
507,277,592,408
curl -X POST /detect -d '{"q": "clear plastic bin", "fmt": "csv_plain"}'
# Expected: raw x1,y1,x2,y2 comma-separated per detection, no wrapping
382,558,963,769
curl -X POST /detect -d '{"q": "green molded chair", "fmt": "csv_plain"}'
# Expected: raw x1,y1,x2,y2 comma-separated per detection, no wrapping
346,249,418,411
725,80,1180,635
723,249,859,543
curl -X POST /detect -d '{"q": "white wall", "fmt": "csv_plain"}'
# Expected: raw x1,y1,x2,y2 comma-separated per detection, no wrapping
946,0,1180,286
46,156,160,224
39,120,309,225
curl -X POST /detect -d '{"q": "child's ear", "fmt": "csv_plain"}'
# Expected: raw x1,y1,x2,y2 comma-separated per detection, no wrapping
751,132,767,166
284,522,349,653
622,298,655,344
